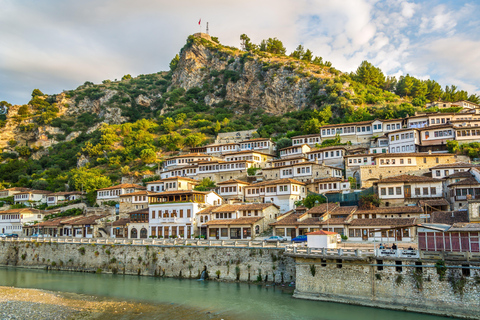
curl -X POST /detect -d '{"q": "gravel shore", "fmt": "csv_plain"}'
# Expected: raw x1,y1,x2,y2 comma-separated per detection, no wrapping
0,286,227,320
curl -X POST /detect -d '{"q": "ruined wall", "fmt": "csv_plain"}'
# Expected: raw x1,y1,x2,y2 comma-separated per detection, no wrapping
0,241,295,283
294,257,480,319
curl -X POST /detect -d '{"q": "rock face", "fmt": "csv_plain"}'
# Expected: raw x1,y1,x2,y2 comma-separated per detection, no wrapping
170,34,332,115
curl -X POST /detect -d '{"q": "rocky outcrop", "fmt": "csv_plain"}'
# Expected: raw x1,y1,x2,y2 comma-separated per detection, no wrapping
170,34,333,115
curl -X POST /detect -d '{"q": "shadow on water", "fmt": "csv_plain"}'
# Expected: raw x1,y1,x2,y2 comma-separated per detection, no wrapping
0,267,460,320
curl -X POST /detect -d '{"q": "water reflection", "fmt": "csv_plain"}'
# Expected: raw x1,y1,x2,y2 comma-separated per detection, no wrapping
0,268,455,320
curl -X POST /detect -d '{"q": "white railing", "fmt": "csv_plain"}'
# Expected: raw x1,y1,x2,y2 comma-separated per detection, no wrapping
284,246,376,258
2,237,288,249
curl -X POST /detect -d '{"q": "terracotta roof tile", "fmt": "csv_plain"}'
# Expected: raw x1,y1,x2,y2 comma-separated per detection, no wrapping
212,203,279,213
418,199,449,207
376,175,441,183
349,218,416,227
307,230,337,235
112,217,130,226
217,179,250,185
448,177,480,187
444,171,473,179
97,184,145,191
430,211,469,225
247,178,306,187
431,162,477,169
356,206,423,215
204,217,263,225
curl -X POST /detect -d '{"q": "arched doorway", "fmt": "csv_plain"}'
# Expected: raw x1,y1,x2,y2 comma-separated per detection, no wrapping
140,228,148,239
130,228,137,239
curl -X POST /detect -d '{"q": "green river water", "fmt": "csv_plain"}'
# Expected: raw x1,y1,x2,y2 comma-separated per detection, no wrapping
0,267,455,320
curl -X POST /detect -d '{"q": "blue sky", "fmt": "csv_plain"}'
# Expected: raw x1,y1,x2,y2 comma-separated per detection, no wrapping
1,0,479,105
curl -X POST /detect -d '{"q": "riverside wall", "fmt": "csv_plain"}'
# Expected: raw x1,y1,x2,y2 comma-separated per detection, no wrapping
293,257,480,319
0,241,295,283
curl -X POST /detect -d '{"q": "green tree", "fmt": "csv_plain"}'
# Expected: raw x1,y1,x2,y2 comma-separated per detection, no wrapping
302,49,313,62
290,45,305,59
185,133,205,148
17,105,29,116
300,194,326,209
302,118,321,134
31,89,44,97
240,34,255,51
161,117,176,133
447,140,459,153
140,148,157,163
121,74,132,81
259,37,286,55
355,61,385,88
425,79,443,101
169,54,180,72
69,168,111,193
194,178,216,191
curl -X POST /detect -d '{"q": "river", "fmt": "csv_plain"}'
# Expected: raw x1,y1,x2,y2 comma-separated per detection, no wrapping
0,267,455,320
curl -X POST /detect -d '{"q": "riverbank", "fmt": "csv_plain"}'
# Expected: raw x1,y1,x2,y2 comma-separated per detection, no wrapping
0,286,220,320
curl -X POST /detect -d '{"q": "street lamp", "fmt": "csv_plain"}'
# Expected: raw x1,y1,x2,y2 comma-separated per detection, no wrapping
317,193,330,232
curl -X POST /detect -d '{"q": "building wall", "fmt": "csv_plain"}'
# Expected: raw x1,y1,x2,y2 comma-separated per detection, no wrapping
294,257,480,319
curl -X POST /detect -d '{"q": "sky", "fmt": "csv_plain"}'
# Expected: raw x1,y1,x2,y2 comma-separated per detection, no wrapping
1,0,480,105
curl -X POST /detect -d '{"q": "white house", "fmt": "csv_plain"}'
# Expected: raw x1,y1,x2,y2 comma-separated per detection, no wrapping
306,230,338,249
14,190,51,206
239,138,276,154
244,178,306,213
0,208,45,235
375,174,443,207
386,128,419,153
45,191,84,206
279,144,311,159
148,190,222,239
217,179,250,203
96,183,146,205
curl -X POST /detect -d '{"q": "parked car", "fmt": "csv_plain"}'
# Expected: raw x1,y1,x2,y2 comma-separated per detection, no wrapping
6,234,19,238
30,234,43,238
0,234,6,238
291,235,307,243
264,236,287,243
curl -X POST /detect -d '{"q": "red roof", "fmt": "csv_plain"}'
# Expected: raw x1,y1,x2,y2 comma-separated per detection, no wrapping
306,230,337,235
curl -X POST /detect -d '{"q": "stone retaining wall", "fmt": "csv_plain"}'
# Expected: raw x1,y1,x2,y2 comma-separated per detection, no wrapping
294,257,480,319
0,241,295,283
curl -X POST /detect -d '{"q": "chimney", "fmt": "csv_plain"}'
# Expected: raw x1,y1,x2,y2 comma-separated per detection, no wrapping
428,150,432,155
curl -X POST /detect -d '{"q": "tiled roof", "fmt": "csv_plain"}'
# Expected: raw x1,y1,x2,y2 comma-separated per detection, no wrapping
147,190,209,196
271,156,308,162
204,217,263,226
247,178,306,187
222,150,275,157
444,171,473,179
127,208,149,215
417,124,453,131
112,217,130,226
306,203,340,214
212,203,279,213
319,217,349,225
313,177,344,183
448,223,480,232
68,215,106,226
279,144,310,151
349,218,416,227
330,206,357,216
197,206,220,215
320,120,373,128
47,191,84,196
307,230,337,235
240,138,272,142
217,179,250,185
448,178,480,187
167,153,211,159
418,199,450,207
376,175,441,183
15,190,52,195
2,187,31,192
429,211,469,225
372,153,452,158
307,146,346,153
431,162,476,169
356,206,423,215
119,190,160,197
0,208,44,215
161,176,199,182
97,184,145,191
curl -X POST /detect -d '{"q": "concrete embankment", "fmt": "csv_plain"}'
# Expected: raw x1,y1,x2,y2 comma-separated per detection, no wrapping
0,240,295,283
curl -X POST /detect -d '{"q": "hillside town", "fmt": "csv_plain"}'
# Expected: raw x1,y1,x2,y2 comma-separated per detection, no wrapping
2,106,480,254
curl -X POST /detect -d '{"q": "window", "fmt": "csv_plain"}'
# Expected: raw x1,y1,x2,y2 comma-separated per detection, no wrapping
388,187,394,195
408,158,412,164
423,158,427,164
423,187,429,195
430,187,436,195
436,170,441,177
396,187,402,195
415,188,420,196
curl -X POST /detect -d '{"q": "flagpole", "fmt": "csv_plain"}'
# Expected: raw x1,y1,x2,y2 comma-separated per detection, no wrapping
199,18,201,33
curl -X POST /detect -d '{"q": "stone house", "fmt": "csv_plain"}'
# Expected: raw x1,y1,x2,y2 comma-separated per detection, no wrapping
96,183,146,205
359,152,460,188
147,190,222,239
0,208,45,235
278,144,311,159
223,150,275,168
163,153,214,170
243,178,307,213
262,161,343,184
305,146,346,168
430,162,476,179
202,203,280,240
239,138,276,154
126,208,149,239
374,174,444,207
344,154,375,183
14,190,52,206
216,179,250,203
0,187,31,198
119,190,157,214
45,191,84,206
347,217,416,242
308,177,350,193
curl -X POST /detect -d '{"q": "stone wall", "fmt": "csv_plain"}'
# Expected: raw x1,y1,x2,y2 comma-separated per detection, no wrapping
294,257,480,319
0,241,295,283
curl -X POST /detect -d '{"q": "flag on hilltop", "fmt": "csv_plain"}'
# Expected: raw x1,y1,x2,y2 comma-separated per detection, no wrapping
198,19,201,25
